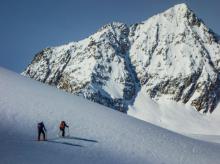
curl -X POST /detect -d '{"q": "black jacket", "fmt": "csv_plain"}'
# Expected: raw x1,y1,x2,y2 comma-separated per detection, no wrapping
38,122,46,131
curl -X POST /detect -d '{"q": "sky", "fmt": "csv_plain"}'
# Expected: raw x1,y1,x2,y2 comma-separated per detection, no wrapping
0,0,219,73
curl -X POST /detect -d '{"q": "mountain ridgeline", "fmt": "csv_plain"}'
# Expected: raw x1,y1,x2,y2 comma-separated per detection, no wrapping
22,3,220,113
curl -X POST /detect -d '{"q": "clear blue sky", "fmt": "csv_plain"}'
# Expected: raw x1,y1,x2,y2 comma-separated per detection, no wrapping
0,0,219,72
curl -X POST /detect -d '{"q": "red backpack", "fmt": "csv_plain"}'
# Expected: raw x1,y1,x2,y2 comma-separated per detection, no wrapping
60,121,65,129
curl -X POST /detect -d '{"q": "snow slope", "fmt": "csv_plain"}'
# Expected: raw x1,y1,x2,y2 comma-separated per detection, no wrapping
1,67,220,164
128,87,220,134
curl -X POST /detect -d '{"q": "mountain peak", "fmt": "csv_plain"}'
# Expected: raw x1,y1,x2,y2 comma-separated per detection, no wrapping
22,4,220,114
173,3,189,10
163,3,191,17
98,22,127,31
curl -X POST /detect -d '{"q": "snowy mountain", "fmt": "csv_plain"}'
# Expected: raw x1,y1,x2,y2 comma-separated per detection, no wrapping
22,22,135,112
2,66,220,164
22,3,220,115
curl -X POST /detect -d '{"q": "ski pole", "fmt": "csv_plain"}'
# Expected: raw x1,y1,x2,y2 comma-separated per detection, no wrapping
45,131,47,141
67,127,70,137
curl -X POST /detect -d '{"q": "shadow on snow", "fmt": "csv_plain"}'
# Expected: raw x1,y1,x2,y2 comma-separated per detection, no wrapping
46,140,83,147
65,136,98,143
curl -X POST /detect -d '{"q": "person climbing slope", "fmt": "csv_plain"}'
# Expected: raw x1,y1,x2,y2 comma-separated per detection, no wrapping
59,121,69,137
37,121,47,141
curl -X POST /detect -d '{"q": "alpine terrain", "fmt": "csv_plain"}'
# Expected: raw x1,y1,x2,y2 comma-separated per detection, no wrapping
2,3,220,164
22,3,220,120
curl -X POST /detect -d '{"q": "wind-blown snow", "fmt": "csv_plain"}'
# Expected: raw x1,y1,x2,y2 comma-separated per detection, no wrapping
1,67,220,164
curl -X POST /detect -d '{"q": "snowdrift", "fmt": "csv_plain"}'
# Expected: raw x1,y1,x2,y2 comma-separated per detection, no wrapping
1,66,220,164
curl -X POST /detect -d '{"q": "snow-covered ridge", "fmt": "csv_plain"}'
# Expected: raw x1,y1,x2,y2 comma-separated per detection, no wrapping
22,3,220,114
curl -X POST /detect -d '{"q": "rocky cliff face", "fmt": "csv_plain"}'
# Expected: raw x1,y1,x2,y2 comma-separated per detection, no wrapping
22,3,220,113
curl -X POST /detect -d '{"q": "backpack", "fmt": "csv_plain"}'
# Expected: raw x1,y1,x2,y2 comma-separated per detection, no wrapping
60,121,65,129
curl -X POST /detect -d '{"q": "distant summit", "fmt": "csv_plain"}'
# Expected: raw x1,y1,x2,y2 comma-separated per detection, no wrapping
22,3,220,114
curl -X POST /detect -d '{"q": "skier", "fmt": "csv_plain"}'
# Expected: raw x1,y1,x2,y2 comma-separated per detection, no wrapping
37,121,47,141
59,121,69,137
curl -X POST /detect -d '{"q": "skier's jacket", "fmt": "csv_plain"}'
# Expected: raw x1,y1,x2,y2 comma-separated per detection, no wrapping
60,121,68,130
38,122,46,131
